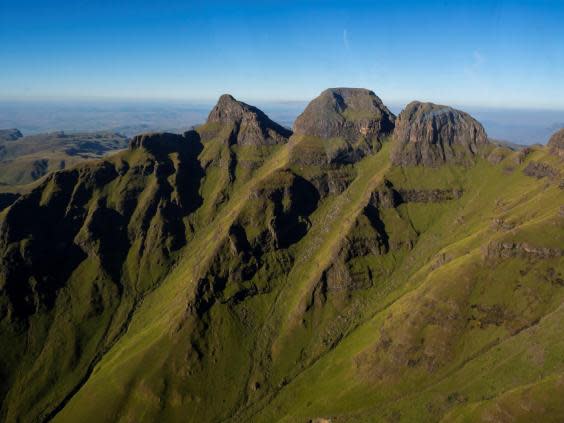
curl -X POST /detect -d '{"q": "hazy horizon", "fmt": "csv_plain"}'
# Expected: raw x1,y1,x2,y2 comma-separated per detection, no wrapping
1,98,563,145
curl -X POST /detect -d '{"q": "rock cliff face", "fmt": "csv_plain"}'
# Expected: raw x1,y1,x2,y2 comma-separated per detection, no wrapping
206,94,291,146
390,101,489,166
548,128,564,158
483,240,563,260
292,88,395,163
293,88,395,141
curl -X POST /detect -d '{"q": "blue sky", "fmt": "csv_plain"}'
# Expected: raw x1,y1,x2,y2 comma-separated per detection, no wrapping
1,0,564,108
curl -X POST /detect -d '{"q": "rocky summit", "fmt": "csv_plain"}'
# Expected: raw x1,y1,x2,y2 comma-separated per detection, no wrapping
292,88,395,163
391,101,489,167
293,88,395,140
0,89,563,423
206,94,291,146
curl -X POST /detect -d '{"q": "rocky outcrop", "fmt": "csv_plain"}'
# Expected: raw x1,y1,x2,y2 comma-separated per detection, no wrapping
487,147,510,164
397,188,463,203
247,170,320,250
369,180,463,208
523,161,560,179
548,128,564,158
0,129,23,142
491,217,516,232
307,169,356,197
207,94,291,146
513,147,533,165
390,102,489,167
292,88,395,163
483,240,563,261
293,88,395,141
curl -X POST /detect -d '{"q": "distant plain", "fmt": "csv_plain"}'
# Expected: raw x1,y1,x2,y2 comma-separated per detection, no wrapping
1,100,562,144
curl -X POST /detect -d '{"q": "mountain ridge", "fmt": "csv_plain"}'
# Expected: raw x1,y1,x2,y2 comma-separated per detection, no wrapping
0,88,562,423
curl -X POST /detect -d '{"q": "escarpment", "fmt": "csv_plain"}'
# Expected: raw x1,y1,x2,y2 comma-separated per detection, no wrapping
0,89,563,423
390,101,489,166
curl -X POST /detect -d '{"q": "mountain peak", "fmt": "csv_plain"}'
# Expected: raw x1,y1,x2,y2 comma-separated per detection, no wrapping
292,87,396,141
207,94,261,125
390,101,489,167
206,94,291,146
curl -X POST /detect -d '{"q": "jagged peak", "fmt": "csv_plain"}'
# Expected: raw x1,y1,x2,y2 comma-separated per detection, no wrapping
207,94,271,126
292,87,395,141
205,94,291,146
208,94,251,122
390,101,489,167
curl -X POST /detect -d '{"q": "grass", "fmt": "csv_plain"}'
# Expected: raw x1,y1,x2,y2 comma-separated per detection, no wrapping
1,123,562,423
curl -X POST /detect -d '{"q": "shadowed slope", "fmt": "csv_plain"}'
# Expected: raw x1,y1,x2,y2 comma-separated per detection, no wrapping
0,130,204,422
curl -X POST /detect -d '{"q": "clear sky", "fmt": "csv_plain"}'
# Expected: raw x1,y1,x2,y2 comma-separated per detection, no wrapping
1,0,563,108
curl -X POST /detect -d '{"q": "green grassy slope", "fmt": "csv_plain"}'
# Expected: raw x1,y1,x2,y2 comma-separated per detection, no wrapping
50,142,563,423
0,109,562,423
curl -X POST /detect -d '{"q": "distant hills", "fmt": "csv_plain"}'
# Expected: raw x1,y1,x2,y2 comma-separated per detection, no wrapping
0,129,23,142
0,131,127,186
0,89,563,423
1,100,563,145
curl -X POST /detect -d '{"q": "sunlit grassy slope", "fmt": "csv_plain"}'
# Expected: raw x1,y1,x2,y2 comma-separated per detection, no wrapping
49,137,563,423
0,119,562,423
